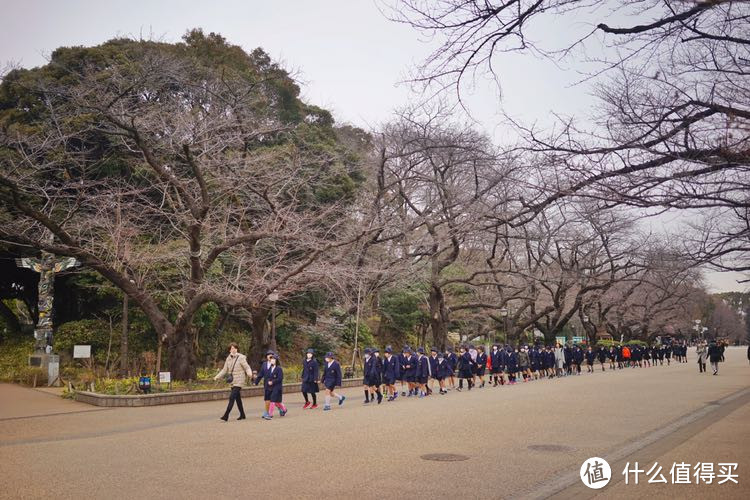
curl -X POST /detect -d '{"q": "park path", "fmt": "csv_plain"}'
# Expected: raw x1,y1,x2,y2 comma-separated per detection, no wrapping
0,348,748,499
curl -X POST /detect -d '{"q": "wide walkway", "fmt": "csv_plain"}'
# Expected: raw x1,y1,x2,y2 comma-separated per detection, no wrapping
1,348,748,499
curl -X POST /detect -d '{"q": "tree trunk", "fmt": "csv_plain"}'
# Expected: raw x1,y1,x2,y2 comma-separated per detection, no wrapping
428,285,449,350
248,306,271,369
120,294,129,377
168,326,197,380
0,301,21,333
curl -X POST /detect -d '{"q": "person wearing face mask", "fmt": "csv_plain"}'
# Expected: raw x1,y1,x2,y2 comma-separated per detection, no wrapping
382,346,400,401
254,351,287,420
428,347,439,395
517,346,530,382
301,348,319,409
456,346,475,391
321,352,346,411
415,347,431,398
435,352,450,394
213,342,253,422
445,348,458,389
363,348,374,404
506,346,519,384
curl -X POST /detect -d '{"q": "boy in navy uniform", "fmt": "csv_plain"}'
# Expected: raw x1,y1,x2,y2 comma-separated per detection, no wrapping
490,344,503,386
415,347,430,397
383,346,400,401
445,348,458,389
321,352,346,411
403,347,418,396
254,352,287,420
398,346,410,396
435,352,450,394
428,347,439,395
475,345,488,388
301,348,319,409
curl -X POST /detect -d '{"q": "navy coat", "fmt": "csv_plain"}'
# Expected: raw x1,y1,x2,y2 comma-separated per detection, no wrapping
321,360,343,389
505,350,518,372
436,359,452,379
301,357,319,393
254,362,283,403
446,352,458,372
585,350,596,364
428,355,439,378
490,349,503,373
364,356,382,386
403,354,417,381
457,352,475,378
382,355,400,384
415,355,431,381
597,349,607,363
476,352,488,374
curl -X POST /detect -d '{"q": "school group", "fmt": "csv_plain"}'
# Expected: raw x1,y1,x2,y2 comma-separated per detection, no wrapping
212,341,694,421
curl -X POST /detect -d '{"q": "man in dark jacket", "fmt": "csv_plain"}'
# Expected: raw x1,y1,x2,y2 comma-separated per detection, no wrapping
707,341,723,375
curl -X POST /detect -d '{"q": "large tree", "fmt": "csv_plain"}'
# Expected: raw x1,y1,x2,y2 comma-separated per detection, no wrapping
0,31,367,378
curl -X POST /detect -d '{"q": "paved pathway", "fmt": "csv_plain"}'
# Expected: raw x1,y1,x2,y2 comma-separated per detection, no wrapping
0,348,748,499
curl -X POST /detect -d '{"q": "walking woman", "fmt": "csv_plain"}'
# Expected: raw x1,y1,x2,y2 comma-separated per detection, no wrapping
321,352,346,411
301,348,319,409
213,342,253,422
696,342,707,373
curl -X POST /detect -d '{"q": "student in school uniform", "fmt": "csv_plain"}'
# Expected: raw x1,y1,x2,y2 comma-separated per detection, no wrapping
363,348,375,404
428,347,439,395
529,345,540,380
435,352,451,394
366,347,384,404
213,342,254,422
642,345,651,367
415,347,430,398
301,348,320,409
505,346,519,384
608,346,617,370
321,352,346,411
403,347,418,396
475,345,488,388
456,346,475,391
398,346,409,396
490,344,503,386
597,346,607,372
445,348,458,389
585,346,596,373
254,351,287,420
572,345,584,375
383,346,400,401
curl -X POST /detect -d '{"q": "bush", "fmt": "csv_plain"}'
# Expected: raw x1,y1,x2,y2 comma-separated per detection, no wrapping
0,338,34,383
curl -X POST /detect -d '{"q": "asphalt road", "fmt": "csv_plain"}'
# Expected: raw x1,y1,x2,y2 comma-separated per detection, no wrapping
1,348,748,500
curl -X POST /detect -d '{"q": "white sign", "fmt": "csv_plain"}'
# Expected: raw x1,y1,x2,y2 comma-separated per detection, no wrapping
73,345,91,358
159,371,171,383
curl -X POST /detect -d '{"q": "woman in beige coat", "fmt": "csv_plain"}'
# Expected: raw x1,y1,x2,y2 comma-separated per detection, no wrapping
214,342,253,421
696,342,707,373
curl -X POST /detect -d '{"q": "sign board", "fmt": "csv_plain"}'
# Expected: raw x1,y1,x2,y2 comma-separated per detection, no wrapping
73,345,91,358
572,336,584,344
555,336,567,346
159,371,171,384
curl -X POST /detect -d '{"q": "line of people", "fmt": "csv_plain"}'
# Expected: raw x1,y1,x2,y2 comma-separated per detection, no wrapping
213,341,689,421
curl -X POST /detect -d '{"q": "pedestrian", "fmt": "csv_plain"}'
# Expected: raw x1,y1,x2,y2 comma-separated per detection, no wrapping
213,342,253,422
398,345,409,396
696,342,707,373
428,347,439,395
415,347,430,397
518,346,531,381
456,346,475,391
321,352,346,410
367,347,384,403
301,348,320,409
446,347,458,389
707,340,723,375
254,351,287,420
476,345,488,387
585,346,595,373
490,344,503,386
403,347,417,396
436,352,450,394
506,346,519,384
554,343,565,377
597,346,607,371
383,346,400,401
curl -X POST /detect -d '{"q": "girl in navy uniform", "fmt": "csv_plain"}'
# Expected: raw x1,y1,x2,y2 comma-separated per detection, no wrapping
363,348,374,404
506,346,518,384
475,346,488,388
321,352,346,411
584,347,595,373
254,351,276,419
382,347,400,401
403,347,418,396
414,347,430,397
301,348,319,409
254,352,286,420
398,347,410,396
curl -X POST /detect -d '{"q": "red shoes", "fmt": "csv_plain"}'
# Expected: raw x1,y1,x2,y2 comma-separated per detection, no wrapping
303,402,311,409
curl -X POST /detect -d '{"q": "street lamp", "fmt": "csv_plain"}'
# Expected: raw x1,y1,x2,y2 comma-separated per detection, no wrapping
500,308,508,345
693,319,701,341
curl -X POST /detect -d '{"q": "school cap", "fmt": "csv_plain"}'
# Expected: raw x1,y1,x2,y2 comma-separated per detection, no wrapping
306,348,315,354
430,347,437,353
385,347,392,353
325,352,335,358
417,347,425,354
364,348,372,354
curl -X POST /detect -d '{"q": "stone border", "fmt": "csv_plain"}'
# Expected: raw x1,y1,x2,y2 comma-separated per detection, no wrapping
73,377,365,407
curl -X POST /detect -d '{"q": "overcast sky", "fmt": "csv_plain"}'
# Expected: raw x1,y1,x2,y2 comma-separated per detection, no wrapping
1,0,746,293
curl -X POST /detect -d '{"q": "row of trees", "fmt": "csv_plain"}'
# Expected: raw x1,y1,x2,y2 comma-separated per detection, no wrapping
2,0,748,379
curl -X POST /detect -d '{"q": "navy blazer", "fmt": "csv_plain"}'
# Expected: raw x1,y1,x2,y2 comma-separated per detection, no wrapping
382,355,400,380
428,355,438,377
415,355,430,378
436,359,452,378
476,352,488,369
321,360,343,388
255,363,283,401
